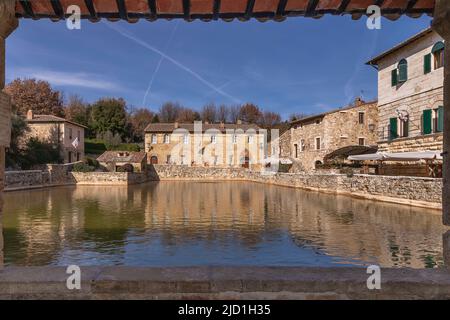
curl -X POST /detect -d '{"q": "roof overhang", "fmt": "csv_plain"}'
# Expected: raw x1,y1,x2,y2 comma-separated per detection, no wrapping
15,0,435,23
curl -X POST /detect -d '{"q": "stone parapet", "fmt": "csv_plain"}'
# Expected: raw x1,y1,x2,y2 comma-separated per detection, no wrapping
1,266,450,300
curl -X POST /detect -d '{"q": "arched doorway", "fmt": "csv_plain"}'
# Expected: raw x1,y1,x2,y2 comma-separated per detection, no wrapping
150,156,158,165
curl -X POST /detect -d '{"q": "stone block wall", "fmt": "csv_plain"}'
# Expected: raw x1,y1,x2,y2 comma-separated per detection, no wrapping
71,172,149,185
150,165,442,209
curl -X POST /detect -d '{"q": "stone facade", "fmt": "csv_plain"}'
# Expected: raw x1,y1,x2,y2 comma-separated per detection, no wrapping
72,172,149,185
368,29,445,153
144,122,266,170
286,99,378,171
24,111,86,163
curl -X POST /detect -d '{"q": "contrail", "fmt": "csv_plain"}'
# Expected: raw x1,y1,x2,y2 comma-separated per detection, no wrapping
142,20,180,106
103,22,242,104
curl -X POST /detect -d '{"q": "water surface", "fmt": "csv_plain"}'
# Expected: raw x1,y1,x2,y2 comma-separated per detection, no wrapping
2,181,446,268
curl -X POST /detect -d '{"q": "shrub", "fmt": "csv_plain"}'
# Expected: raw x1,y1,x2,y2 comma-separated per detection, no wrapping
85,157,100,168
117,163,134,173
72,162,95,172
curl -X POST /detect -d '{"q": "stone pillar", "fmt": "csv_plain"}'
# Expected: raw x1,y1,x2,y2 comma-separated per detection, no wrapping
432,0,450,225
0,0,18,270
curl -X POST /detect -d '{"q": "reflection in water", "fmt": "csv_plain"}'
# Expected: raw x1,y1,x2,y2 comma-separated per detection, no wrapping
2,181,446,268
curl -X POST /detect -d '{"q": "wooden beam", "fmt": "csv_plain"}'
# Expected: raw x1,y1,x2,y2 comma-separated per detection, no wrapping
305,0,319,17
50,0,64,19
245,0,256,19
337,0,351,14
147,0,157,19
116,0,128,20
183,0,191,20
19,0,35,18
84,0,97,19
276,0,288,16
213,0,221,20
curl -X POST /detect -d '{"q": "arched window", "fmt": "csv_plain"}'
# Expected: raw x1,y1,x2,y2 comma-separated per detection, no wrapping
163,134,170,144
397,59,408,82
150,156,158,164
432,41,445,69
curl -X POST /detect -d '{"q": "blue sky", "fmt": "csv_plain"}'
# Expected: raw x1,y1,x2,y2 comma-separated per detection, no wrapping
6,15,432,120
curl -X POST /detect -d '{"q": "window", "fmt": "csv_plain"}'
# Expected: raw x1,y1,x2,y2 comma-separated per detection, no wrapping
232,134,237,144
68,128,72,140
358,112,365,124
300,139,305,152
77,130,81,140
151,134,157,144
211,135,217,144
294,144,298,158
391,69,398,86
433,106,444,133
247,135,254,144
164,134,170,144
432,41,445,70
397,59,408,83
183,134,189,145
166,155,171,164
358,138,365,146
399,119,409,138
68,151,72,163
315,137,321,150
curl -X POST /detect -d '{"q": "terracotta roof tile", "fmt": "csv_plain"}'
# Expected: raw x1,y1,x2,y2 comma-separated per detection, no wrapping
26,114,88,129
15,0,435,22
97,151,147,163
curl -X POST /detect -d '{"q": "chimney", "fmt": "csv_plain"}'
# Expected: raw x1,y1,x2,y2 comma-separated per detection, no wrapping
27,109,34,120
354,97,364,106
236,119,242,125
174,122,179,129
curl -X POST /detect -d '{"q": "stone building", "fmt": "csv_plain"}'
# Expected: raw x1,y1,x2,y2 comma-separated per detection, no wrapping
144,121,266,169
24,110,86,163
367,28,444,153
286,99,378,171
97,151,147,172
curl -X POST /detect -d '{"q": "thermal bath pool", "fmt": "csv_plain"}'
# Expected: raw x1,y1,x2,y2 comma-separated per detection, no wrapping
2,181,446,268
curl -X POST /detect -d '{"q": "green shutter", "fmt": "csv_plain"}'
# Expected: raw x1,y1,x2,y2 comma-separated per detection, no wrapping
389,117,398,140
423,109,432,134
391,69,398,87
398,61,408,82
437,106,444,132
424,54,432,74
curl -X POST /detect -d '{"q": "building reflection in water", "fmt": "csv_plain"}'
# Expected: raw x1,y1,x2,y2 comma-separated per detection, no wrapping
2,181,446,268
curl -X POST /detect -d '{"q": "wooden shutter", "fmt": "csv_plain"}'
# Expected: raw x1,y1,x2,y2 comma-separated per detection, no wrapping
424,54,432,74
389,117,398,140
437,106,444,132
423,109,432,134
391,69,398,87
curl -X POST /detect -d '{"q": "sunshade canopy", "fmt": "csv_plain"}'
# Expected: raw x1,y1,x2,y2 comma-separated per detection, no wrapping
348,151,443,161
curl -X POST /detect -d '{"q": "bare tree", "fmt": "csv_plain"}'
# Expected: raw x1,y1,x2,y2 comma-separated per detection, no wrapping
216,104,229,123
260,111,282,128
289,112,308,122
229,105,241,123
159,102,182,122
201,103,217,123
177,107,199,123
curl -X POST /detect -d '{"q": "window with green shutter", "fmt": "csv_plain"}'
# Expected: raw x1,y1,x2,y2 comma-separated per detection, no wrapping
424,53,432,74
398,59,408,82
391,69,398,87
423,109,432,135
437,106,444,132
389,117,398,140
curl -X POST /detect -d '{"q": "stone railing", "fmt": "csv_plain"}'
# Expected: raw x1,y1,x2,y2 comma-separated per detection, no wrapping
150,165,442,209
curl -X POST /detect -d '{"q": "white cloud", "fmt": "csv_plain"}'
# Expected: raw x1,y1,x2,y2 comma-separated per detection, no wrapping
8,68,122,91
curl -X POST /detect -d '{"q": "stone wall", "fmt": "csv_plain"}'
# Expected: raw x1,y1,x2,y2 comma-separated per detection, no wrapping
72,172,150,185
378,132,443,152
150,165,442,209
